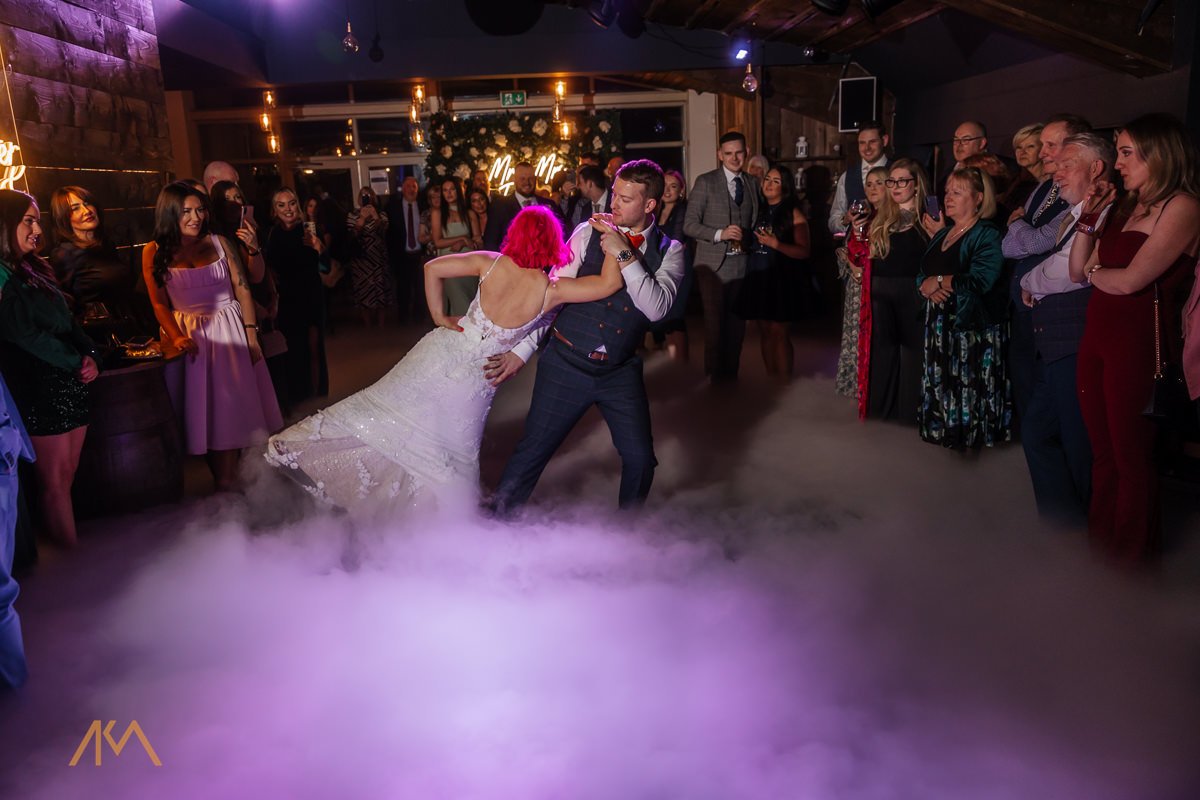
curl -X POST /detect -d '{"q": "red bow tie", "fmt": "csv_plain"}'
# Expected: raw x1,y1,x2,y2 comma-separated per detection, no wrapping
626,233,645,249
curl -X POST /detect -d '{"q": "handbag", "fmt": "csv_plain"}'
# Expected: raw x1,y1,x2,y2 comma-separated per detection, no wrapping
1143,284,1192,427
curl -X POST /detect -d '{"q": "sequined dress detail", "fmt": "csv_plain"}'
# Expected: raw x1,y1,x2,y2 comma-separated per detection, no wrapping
265,257,550,514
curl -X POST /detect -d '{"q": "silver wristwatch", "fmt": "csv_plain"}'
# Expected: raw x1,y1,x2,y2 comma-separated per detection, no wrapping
616,249,635,264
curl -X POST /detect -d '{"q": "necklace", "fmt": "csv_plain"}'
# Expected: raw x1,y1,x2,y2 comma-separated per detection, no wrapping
941,216,978,249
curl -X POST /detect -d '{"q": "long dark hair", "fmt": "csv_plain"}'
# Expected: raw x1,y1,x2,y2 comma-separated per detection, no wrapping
50,185,107,248
151,181,210,287
439,177,464,239
208,179,242,238
0,189,59,291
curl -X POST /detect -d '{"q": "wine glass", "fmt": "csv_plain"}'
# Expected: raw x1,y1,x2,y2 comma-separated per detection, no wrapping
848,199,871,242
753,222,774,255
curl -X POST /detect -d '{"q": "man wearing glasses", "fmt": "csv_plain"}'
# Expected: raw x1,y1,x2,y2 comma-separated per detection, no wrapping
951,121,989,170
828,121,890,237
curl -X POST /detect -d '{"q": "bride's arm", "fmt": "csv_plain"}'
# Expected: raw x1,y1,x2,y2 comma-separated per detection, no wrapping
546,249,623,304
424,252,491,330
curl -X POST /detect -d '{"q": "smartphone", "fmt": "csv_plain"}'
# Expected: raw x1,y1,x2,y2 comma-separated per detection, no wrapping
304,221,317,239
360,194,372,207
240,204,254,226
925,195,941,221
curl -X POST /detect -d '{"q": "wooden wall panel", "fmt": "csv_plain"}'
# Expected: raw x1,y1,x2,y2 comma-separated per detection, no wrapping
0,0,174,253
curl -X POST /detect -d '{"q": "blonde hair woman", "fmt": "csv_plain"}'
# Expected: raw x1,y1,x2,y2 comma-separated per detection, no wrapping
864,158,931,422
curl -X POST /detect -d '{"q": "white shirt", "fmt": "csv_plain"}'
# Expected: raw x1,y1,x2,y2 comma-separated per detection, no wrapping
828,155,889,236
509,220,686,363
1020,202,1110,300
711,167,748,243
591,190,609,215
514,192,536,208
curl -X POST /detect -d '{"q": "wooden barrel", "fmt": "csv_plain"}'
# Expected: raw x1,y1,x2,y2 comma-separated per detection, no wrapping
73,357,184,518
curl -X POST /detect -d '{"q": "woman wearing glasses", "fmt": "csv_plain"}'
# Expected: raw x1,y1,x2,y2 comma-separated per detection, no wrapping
866,159,932,422
916,166,1011,448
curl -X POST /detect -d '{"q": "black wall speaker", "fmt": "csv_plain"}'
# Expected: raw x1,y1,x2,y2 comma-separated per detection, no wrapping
838,77,877,133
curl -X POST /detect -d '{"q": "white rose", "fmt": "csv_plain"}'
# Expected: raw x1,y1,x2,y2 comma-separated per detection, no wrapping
454,164,471,180
479,127,487,134
494,134,507,147
592,136,602,150
610,145,618,152
598,121,611,133
435,164,446,175
484,147,497,157
558,144,570,154
508,119,521,132
520,146,533,157
440,146,452,158
532,119,548,136
469,147,479,157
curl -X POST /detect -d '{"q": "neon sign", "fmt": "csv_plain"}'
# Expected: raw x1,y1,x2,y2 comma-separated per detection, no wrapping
0,140,24,190
486,152,566,196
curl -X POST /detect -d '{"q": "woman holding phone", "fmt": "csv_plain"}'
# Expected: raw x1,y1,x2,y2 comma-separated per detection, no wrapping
265,188,329,407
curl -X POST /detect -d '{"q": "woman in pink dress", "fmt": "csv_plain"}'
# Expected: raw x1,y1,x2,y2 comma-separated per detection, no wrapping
143,182,283,491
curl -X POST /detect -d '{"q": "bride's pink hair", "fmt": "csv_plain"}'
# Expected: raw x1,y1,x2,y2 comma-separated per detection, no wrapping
501,206,570,271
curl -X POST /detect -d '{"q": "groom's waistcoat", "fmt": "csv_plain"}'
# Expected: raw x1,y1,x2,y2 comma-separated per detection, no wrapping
552,225,671,367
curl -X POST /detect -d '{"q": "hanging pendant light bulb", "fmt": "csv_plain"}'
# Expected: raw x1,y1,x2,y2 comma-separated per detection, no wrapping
554,80,566,101
412,83,426,107
409,103,420,123
342,3,360,55
267,133,281,154
412,127,425,148
259,112,272,132
552,101,562,123
741,63,759,94
263,90,276,109
559,120,571,140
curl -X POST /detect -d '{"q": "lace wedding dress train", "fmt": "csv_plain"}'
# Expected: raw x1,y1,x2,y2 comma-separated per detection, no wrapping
265,258,549,516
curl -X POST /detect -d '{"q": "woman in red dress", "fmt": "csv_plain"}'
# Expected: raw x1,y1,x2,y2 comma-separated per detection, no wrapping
1070,114,1200,564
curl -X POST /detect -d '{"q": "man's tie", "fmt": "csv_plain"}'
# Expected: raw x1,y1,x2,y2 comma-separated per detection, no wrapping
593,201,602,215
733,175,744,206
406,202,416,250
1055,210,1075,248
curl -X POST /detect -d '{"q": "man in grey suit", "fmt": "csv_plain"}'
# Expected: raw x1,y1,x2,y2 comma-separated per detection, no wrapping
683,131,760,381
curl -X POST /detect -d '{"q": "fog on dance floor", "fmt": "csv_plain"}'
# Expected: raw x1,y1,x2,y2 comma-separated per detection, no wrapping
3,365,1199,800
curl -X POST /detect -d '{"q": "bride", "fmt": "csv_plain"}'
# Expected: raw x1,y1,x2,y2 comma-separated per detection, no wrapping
264,206,623,514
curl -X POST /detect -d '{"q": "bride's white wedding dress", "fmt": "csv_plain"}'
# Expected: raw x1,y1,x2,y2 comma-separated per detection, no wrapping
265,257,550,514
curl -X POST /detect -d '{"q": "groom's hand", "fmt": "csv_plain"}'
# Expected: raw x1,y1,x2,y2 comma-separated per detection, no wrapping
484,351,524,386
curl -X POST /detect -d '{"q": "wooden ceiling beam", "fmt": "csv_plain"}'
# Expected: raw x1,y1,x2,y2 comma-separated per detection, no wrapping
720,0,779,35
683,0,724,30
937,0,1173,76
765,6,822,42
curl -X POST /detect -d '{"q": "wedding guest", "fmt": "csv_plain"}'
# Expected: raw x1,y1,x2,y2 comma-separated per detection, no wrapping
1071,113,1200,564
264,188,329,405
482,163,559,250
866,159,931,422
747,154,769,181
684,131,760,382
963,153,1015,225
570,165,610,230
0,190,99,547
950,121,988,170
835,166,888,397
383,177,424,323
0,371,32,688
1008,124,1045,212
605,154,625,180
471,170,490,198
829,121,891,237
1015,132,1114,527
916,167,1011,448
551,170,579,221
433,178,478,316
467,189,489,249
419,183,441,256
142,182,281,491
736,165,811,379
648,168,693,361
48,186,154,337
346,185,393,328
202,161,238,194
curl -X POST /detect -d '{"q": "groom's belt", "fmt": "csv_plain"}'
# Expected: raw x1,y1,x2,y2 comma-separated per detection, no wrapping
551,327,609,362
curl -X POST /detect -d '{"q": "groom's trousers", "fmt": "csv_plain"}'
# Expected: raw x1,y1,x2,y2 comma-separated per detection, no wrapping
493,341,657,510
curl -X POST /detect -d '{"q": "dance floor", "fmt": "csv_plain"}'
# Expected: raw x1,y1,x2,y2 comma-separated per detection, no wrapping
2,320,1199,799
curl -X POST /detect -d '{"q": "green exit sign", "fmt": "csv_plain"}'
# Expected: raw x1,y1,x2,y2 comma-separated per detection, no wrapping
500,90,527,108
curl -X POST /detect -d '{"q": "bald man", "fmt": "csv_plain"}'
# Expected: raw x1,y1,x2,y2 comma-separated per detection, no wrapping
203,161,239,194
951,121,988,170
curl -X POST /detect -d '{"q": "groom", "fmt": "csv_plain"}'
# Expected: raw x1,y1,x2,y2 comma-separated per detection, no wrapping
484,159,686,511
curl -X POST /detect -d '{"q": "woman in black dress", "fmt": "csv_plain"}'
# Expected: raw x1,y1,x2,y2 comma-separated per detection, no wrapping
49,186,155,338
736,164,812,378
866,158,931,422
265,188,329,406
648,169,693,361
0,190,100,546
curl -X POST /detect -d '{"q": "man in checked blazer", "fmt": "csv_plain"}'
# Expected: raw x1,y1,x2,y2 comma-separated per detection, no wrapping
684,131,760,382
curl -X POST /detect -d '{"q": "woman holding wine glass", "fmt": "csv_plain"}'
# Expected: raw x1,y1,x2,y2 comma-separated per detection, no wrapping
835,167,889,398
735,164,812,378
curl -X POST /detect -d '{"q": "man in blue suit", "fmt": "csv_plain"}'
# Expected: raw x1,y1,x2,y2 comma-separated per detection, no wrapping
484,160,686,511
